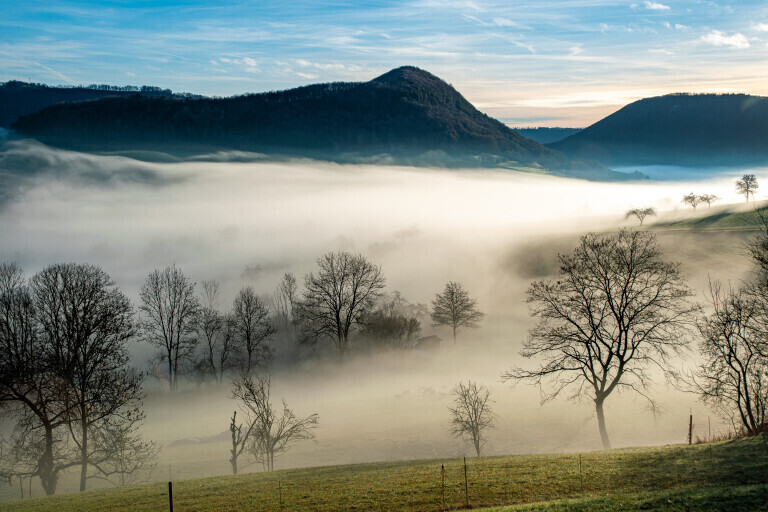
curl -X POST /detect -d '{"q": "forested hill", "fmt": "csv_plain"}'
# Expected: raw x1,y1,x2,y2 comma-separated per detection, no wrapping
549,93,768,166
0,81,190,128
11,67,635,180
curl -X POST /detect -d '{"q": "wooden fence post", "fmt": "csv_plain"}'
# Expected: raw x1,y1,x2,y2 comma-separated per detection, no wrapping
168,481,174,512
441,464,446,511
463,457,469,508
688,415,693,445
279,480,284,512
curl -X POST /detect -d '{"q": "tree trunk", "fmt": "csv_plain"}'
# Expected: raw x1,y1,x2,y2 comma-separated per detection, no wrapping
595,396,612,449
79,415,88,491
231,455,238,475
453,325,457,345
39,425,57,496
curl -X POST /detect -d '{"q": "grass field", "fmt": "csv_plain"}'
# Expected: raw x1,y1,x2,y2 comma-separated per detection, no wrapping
650,202,768,231
3,436,767,512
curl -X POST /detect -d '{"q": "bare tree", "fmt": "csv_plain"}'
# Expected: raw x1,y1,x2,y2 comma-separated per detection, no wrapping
448,381,496,457
88,414,158,487
503,230,696,449
736,174,759,202
430,282,484,344
228,410,253,475
682,193,702,210
31,263,142,492
197,280,237,383
0,264,72,495
139,264,200,390
693,281,767,434
698,194,720,208
296,252,385,360
232,287,276,374
271,273,301,363
232,374,318,471
625,207,657,226
272,273,298,332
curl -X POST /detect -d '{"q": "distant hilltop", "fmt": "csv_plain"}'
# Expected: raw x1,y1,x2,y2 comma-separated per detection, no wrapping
549,93,768,167
7,67,636,181
0,80,196,129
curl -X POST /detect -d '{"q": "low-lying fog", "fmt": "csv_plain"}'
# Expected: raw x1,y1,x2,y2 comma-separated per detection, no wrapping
1,138,765,497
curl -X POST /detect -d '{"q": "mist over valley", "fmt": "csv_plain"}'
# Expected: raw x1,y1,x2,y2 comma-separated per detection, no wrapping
1,133,765,499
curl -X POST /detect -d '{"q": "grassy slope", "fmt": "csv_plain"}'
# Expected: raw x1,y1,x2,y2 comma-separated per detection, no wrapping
3,437,767,512
649,202,768,231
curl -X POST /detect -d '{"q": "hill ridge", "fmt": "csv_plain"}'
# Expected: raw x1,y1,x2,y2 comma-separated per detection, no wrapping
10,67,636,181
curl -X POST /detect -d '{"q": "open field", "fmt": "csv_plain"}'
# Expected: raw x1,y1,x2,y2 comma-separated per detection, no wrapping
3,436,767,512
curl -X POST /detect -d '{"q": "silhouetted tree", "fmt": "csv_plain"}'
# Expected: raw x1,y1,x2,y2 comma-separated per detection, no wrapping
139,264,200,390
228,410,253,475
232,374,318,471
89,414,158,487
625,207,657,226
430,282,484,344
297,252,385,360
693,281,767,434
197,280,237,383
232,287,275,374
503,230,696,449
30,263,142,492
449,381,496,457
737,174,759,202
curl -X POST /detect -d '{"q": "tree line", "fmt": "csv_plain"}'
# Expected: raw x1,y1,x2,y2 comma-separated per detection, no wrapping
0,252,484,494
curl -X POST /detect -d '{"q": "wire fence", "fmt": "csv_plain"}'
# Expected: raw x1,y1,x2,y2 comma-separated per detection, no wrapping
156,438,768,512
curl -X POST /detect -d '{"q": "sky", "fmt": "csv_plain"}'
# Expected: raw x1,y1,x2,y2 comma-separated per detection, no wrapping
3,0,768,126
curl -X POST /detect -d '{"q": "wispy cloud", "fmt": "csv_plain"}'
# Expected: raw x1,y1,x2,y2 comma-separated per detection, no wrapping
644,1,670,10
753,23,768,32
701,29,750,49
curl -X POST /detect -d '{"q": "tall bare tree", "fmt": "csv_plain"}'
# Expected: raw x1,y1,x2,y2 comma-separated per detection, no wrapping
503,230,696,449
232,374,318,471
624,207,656,226
139,264,200,390
430,282,484,344
448,381,496,457
297,252,385,360
736,174,759,202
31,263,142,492
693,281,767,433
232,286,275,374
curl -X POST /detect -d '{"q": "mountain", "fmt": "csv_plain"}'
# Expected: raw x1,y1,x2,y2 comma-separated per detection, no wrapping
0,80,190,128
513,127,582,144
11,67,637,180
550,93,768,166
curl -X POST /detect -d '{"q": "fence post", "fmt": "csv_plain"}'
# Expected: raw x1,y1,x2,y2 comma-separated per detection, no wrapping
688,415,693,445
463,457,469,508
279,480,284,512
168,481,174,512
441,464,446,511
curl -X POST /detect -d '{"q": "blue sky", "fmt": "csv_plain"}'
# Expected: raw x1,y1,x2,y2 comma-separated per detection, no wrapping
3,0,768,126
